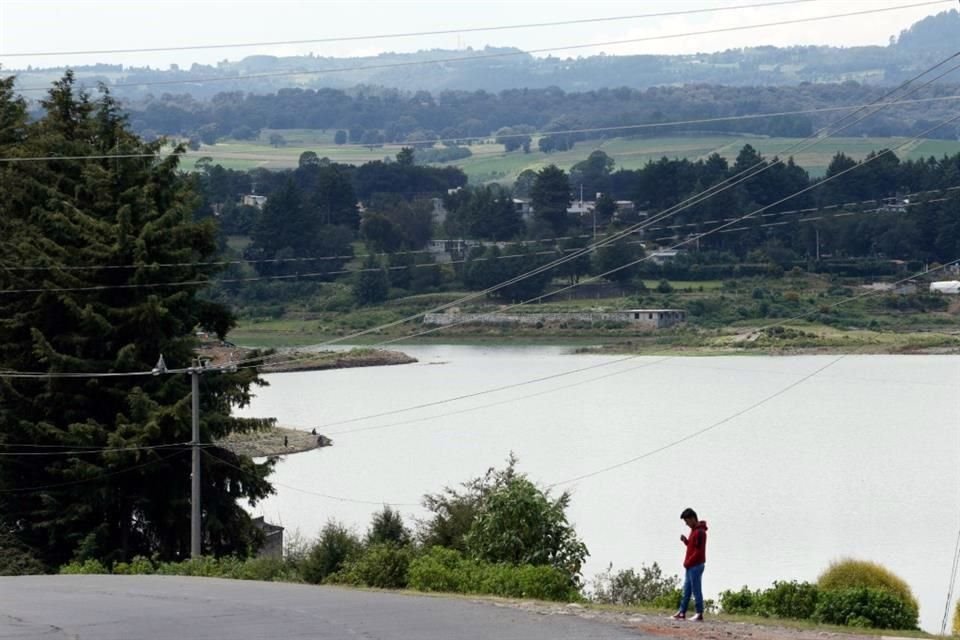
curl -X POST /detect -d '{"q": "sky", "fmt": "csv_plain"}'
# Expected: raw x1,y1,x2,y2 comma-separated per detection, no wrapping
0,0,953,71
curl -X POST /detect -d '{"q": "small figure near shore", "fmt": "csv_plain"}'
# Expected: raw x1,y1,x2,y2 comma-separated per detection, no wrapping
284,435,288,447
672,507,708,622
310,428,317,435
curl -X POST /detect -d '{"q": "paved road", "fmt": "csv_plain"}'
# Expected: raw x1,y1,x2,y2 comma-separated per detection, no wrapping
0,575,648,639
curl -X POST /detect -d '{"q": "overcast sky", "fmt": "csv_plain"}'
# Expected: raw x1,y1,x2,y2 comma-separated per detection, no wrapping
0,0,952,71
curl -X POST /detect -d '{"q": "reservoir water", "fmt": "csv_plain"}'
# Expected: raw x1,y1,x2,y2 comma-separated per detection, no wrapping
236,346,959,632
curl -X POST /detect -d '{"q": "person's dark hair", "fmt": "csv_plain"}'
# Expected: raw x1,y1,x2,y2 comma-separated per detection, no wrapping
680,508,698,520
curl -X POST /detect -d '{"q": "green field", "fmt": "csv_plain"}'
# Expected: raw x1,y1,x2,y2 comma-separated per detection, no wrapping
184,130,960,184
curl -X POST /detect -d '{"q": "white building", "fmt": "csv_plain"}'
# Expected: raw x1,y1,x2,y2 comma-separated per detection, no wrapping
241,194,267,209
930,280,960,294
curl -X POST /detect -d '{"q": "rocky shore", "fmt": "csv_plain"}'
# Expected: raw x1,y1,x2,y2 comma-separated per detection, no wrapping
197,343,417,373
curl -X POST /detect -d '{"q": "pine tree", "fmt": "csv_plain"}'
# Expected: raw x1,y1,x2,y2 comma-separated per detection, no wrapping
0,73,274,568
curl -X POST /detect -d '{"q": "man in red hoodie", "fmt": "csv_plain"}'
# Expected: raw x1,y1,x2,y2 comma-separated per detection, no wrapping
672,507,708,621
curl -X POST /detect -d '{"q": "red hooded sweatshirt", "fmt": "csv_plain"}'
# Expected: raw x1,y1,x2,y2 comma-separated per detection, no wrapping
683,521,708,568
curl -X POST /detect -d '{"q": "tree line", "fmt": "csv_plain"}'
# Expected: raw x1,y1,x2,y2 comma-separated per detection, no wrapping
123,79,960,151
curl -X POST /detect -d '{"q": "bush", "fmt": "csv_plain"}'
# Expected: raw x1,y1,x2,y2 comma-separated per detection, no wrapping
813,587,919,630
112,556,155,575
334,543,412,589
407,547,579,601
953,599,959,636
720,586,760,614
408,546,466,593
60,559,109,574
760,581,819,619
817,559,918,612
591,562,679,605
302,521,361,585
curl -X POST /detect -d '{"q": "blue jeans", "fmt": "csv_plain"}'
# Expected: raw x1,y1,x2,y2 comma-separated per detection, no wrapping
680,563,705,614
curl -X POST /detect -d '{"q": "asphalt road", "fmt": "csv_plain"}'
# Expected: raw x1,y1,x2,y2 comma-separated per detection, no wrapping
0,575,649,640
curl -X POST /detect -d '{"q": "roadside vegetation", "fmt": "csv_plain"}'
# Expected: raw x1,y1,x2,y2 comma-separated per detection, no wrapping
56,457,927,632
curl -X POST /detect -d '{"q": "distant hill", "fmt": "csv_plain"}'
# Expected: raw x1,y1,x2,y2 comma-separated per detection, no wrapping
9,10,960,99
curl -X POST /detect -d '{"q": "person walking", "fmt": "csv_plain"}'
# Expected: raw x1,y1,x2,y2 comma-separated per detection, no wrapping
672,507,708,621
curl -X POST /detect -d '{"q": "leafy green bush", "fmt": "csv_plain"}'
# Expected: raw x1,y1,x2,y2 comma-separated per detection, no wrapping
720,586,760,614
407,547,579,601
333,543,412,589
813,587,919,630
953,599,959,636
301,521,361,584
591,562,679,605
759,581,819,619
59,559,108,574
0,529,46,576
817,559,918,612
652,588,683,611
112,556,155,575
408,547,466,593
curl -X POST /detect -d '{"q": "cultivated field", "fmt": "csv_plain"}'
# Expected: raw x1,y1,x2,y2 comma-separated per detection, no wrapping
183,129,960,182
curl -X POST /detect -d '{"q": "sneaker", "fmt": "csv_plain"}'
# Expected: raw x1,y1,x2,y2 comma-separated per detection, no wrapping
670,612,686,620
691,613,704,622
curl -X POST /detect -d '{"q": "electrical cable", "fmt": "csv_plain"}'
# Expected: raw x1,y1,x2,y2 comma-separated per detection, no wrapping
0,449,186,494
13,1,951,93
202,448,419,507
0,0,822,58
252,102,960,374
3,92,959,163
3,184,956,275
0,441,200,457
546,355,846,487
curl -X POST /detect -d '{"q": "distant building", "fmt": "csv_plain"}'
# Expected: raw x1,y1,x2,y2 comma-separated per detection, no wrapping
512,198,533,221
648,249,685,265
252,516,284,559
242,194,267,209
930,280,960,294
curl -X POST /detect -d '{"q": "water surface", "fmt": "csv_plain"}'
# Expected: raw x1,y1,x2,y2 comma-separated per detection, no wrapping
237,346,959,631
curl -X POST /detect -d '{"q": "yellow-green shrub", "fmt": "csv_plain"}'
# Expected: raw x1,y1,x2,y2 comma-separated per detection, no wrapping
953,599,959,636
817,559,918,612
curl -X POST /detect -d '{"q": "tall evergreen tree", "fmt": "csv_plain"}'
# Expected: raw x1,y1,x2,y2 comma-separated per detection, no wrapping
0,73,274,568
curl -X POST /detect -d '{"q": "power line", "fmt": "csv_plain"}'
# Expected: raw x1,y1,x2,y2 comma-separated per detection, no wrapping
0,441,199,457
0,449,185,494
321,257,960,437
202,449,419,507
224,64,960,374
547,355,845,487
4,92,959,164
3,184,956,276
0,0,821,58
3,52,957,378
14,1,951,93
327,357,673,437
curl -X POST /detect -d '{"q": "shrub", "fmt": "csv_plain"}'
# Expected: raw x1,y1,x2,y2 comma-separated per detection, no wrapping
760,581,819,619
817,559,918,612
59,559,108,574
408,547,466,593
720,586,760,614
407,547,578,601
334,543,412,589
953,599,959,636
813,587,919,630
591,562,679,605
301,521,362,584
112,556,155,575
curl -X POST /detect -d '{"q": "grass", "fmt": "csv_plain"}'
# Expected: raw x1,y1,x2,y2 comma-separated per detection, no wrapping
185,132,960,182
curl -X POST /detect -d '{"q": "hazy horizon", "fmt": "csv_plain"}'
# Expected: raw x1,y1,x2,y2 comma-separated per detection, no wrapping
1,0,953,72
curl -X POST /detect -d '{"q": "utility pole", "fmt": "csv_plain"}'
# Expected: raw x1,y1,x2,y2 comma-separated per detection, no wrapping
189,359,203,558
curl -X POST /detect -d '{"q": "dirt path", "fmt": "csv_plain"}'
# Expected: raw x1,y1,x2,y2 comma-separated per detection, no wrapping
489,602,915,640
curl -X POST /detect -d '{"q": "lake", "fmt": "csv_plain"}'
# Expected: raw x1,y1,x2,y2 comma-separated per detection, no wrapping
235,346,959,632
